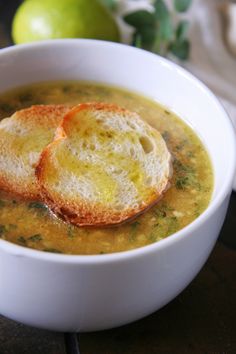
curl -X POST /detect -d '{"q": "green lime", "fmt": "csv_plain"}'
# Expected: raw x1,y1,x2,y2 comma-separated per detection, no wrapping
12,0,120,44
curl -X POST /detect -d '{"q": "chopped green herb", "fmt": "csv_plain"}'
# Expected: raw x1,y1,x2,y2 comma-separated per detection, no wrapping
0,224,6,236
174,157,201,191
131,221,140,228
194,209,201,218
28,201,47,209
175,175,189,189
176,174,201,190
149,232,157,243
43,248,62,254
186,151,195,158
129,221,140,241
154,208,166,218
174,158,200,190
175,140,187,151
28,202,48,212
18,92,33,103
67,226,76,239
28,234,43,242
0,102,14,114
62,85,72,93
153,203,173,218
174,158,194,174
167,216,179,234
17,236,27,245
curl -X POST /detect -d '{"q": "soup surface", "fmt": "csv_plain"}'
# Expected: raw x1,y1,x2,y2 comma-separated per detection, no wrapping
0,82,213,255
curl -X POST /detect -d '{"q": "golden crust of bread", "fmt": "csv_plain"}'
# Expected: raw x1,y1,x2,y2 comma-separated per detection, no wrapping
36,102,172,227
0,105,70,200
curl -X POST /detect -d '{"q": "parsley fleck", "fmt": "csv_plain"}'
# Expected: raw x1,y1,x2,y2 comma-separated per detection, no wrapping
28,234,43,242
0,102,14,114
174,158,200,190
167,216,179,234
129,221,140,241
175,176,189,189
43,248,62,254
18,92,33,103
149,232,157,243
28,202,47,210
67,226,76,239
17,236,27,245
28,202,48,215
0,225,6,236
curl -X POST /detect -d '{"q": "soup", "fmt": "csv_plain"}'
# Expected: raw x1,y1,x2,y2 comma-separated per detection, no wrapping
0,82,213,255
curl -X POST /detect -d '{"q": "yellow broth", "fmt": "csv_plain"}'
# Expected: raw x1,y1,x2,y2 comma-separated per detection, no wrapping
0,82,213,255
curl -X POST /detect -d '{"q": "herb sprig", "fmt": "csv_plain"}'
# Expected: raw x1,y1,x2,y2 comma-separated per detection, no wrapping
102,0,192,60
124,0,192,59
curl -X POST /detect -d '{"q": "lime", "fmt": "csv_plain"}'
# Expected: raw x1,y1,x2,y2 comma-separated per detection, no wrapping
12,0,120,44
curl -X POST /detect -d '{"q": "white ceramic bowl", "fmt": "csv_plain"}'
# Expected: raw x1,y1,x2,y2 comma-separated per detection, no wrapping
0,40,235,332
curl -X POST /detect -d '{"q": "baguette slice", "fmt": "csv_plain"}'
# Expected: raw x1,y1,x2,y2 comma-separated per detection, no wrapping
37,103,172,227
0,105,70,200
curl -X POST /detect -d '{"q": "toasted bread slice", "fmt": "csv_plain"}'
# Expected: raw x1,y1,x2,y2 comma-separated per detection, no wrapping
37,103,172,227
0,105,70,200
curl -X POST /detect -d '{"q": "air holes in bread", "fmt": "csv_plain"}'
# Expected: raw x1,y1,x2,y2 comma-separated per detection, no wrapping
139,136,153,154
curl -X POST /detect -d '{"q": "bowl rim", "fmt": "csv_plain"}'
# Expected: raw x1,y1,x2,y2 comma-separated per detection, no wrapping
0,38,235,264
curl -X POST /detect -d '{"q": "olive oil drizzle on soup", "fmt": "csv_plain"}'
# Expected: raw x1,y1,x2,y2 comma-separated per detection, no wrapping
0,82,213,255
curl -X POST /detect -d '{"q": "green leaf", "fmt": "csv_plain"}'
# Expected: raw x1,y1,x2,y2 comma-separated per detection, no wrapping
176,20,189,41
158,16,173,41
123,0,191,60
154,0,169,20
174,0,192,13
170,39,190,60
154,0,173,42
133,33,143,49
138,27,157,49
152,20,173,55
124,10,155,29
